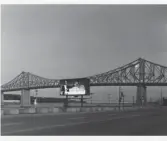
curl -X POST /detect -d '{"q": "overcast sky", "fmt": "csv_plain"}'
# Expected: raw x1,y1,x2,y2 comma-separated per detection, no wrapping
1,5,167,101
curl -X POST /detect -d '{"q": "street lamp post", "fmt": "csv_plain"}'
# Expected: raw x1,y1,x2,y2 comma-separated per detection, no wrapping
108,94,112,104
133,96,135,107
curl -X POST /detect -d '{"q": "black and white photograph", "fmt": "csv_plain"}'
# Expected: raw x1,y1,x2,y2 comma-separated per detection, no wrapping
1,3,167,137
60,78,90,95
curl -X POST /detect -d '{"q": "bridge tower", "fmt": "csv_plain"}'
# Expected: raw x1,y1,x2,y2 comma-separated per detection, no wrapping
21,89,31,107
136,58,147,106
136,85,147,106
20,72,31,107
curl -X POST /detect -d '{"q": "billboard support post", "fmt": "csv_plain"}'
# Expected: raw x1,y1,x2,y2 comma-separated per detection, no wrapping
81,95,83,107
65,95,68,108
90,93,93,104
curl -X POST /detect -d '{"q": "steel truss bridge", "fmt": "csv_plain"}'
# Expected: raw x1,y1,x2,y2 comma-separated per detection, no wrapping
1,58,167,92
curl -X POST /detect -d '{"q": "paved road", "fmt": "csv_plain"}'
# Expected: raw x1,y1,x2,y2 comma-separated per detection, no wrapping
1,108,167,135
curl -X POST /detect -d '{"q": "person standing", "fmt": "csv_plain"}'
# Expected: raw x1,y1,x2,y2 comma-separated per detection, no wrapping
61,80,69,95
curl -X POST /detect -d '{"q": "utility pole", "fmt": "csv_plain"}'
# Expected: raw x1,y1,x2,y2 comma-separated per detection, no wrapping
91,94,92,104
118,86,121,110
161,88,163,106
90,93,94,104
122,92,124,110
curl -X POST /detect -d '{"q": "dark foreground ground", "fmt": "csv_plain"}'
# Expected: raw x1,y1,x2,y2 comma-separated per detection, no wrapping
1,107,167,136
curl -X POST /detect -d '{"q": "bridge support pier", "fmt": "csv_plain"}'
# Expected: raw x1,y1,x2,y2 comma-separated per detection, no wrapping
136,85,147,106
1,92,4,106
21,89,31,107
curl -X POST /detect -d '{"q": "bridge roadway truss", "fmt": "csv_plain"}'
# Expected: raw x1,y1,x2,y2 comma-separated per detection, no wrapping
1,58,167,106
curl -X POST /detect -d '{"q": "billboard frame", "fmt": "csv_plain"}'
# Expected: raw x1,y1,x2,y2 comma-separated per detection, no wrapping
59,78,90,107
59,78,90,96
